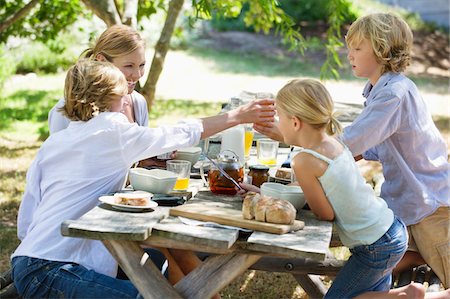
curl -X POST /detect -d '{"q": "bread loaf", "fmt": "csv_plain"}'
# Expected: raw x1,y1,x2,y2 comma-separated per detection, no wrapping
242,193,296,225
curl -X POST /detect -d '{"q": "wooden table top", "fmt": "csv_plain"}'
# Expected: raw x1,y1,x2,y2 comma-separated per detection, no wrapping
61,191,332,261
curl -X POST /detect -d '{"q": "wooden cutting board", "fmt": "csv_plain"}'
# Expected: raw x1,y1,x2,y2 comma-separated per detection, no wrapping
169,202,304,234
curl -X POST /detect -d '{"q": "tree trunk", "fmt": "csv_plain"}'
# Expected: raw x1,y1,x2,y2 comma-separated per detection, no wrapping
0,0,40,33
122,0,138,28
141,0,184,110
81,0,121,27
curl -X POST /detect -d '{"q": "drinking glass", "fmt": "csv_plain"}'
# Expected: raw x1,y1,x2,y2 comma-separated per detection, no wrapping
244,124,254,159
257,139,279,166
166,160,191,191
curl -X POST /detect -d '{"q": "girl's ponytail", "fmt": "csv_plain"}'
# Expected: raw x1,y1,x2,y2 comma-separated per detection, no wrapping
326,112,342,136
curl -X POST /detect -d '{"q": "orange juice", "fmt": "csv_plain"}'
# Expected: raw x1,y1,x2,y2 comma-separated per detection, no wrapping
257,158,277,166
173,177,189,190
244,130,254,157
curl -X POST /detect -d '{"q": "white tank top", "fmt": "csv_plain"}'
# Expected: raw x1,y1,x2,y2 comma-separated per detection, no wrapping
299,147,394,248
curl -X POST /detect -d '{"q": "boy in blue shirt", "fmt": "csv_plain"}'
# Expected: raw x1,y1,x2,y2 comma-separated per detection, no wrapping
342,13,449,289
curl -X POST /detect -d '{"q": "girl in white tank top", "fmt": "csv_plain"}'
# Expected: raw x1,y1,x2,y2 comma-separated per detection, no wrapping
259,79,419,298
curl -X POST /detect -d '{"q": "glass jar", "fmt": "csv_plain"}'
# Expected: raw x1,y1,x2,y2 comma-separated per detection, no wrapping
207,151,244,195
248,165,269,188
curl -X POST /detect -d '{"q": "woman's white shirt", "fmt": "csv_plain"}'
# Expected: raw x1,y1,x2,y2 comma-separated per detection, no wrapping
48,91,149,134
13,112,202,277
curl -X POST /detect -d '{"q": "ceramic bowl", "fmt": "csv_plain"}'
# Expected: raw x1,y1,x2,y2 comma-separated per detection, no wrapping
129,168,178,194
260,182,306,210
175,147,202,165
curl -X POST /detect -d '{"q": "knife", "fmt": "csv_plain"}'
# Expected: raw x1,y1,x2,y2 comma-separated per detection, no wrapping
205,156,244,191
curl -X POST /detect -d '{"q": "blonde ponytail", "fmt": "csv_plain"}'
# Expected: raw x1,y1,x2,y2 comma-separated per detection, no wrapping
326,112,343,136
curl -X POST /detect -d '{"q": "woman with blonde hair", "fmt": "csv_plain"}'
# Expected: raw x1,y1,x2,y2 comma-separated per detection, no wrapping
49,24,148,133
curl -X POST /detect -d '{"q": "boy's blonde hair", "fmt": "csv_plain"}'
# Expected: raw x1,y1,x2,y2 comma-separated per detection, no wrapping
346,13,413,74
276,78,342,136
81,24,145,62
62,59,128,121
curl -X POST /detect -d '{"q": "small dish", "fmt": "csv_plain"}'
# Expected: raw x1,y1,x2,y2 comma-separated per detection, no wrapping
175,147,202,165
260,182,306,210
129,168,178,194
99,195,158,212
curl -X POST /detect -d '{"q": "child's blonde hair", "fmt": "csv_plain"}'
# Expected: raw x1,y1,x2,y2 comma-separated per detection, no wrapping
81,24,145,61
62,59,128,121
276,78,342,136
346,13,413,74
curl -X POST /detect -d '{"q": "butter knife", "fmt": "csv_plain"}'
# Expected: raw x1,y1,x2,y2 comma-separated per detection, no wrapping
205,156,244,191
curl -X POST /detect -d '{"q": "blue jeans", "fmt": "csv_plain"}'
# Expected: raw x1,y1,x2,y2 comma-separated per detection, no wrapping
325,216,408,299
12,256,139,298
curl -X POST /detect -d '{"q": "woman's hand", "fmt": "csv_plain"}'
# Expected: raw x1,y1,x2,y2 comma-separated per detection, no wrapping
236,99,276,125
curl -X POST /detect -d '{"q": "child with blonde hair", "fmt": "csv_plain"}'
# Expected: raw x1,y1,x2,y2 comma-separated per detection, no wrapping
12,59,275,298
343,13,449,289
273,78,409,298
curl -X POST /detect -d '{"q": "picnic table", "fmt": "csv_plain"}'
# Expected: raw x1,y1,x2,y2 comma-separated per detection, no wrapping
61,188,334,299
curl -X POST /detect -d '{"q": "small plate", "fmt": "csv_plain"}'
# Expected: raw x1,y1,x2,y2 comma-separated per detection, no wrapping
99,195,158,212
268,168,291,184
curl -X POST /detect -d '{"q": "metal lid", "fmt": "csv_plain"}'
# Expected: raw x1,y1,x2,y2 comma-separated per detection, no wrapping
249,165,270,171
217,150,239,164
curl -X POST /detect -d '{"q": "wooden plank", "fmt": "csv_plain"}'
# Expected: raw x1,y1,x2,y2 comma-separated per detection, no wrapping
175,253,261,299
103,240,182,299
245,210,332,260
169,200,304,234
294,274,328,298
149,217,239,250
249,256,345,276
61,205,167,241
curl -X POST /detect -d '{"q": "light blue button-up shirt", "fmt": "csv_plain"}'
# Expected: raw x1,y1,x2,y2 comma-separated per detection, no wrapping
343,72,449,226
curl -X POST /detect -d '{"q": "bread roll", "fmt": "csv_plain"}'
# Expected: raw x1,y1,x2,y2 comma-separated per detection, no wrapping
243,192,259,220
265,199,296,224
242,193,296,225
254,196,271,222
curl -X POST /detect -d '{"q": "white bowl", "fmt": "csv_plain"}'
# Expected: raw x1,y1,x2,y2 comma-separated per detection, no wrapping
129,168,178,194
175,147,202,165
260,182,306,210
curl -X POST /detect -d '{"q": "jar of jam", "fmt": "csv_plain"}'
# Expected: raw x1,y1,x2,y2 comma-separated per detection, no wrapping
248,165,269,188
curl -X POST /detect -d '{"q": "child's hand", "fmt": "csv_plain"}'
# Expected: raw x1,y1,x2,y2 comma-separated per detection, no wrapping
236,182,261,197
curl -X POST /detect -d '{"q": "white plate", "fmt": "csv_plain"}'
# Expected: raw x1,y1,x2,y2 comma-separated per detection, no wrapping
98,195,158,212
268,168,291,183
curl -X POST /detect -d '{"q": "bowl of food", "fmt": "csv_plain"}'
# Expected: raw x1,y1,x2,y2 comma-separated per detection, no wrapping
175,147,202,166
129,168,178,194
260,182,306,210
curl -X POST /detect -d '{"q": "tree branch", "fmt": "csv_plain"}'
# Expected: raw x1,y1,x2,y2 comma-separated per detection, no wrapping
122,0,138,28
141,0,184,108
81,0,122,27
0,0,40,33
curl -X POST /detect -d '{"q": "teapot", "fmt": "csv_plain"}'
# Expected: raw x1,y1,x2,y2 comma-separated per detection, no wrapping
200,150,244,195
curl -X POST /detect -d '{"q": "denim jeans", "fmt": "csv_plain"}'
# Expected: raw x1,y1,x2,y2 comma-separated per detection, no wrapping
325,216,408,299
12,256,139,298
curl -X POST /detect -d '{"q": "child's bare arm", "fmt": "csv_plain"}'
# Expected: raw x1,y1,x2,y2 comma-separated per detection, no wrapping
292,154,335,221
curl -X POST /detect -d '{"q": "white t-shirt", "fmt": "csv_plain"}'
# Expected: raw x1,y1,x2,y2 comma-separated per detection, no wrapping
48,91,149,134
13,112,203,277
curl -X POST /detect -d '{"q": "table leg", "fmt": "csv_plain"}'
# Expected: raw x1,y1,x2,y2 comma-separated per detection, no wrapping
174,253,261,299
103,240,182,299
294,274,328,298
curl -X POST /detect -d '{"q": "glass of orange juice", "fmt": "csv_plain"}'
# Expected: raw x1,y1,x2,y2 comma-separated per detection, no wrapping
166,160,191,191
244,125,254,159
257,139,279,166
